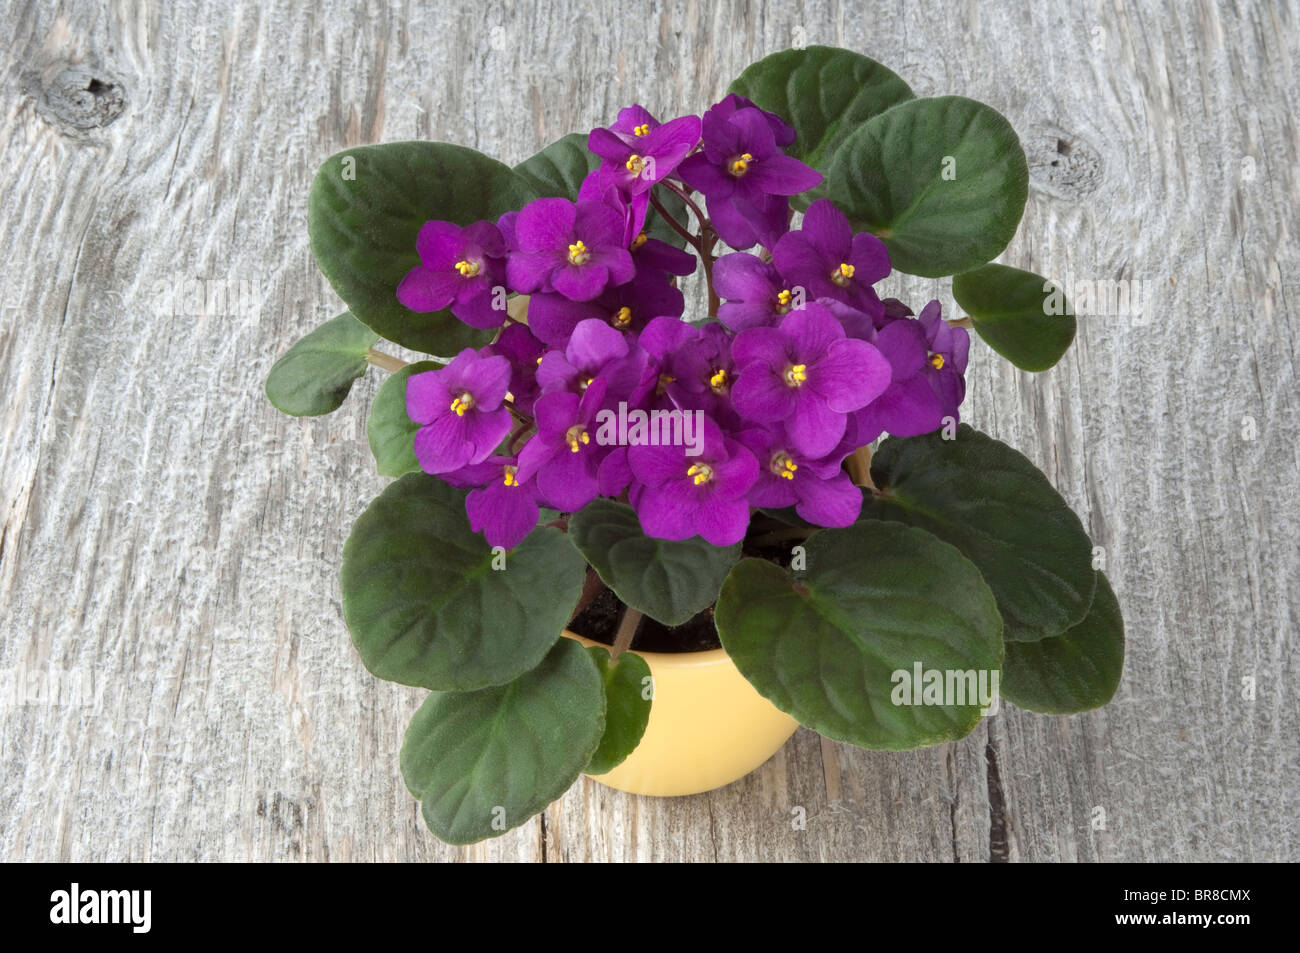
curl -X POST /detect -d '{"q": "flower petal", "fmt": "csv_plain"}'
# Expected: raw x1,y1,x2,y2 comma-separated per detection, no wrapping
396,265,461,312
808,338,892,412
794,470,862,527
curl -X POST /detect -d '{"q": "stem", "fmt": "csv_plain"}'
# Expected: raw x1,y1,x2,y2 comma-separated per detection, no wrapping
661,179,707,229
568,568,606,624
700,228,720,316
947,316,973,329
649,192,703,252
508,419,534,452
649,186,720,316
366,349,408,373
846,444,879,493
609,606,643,662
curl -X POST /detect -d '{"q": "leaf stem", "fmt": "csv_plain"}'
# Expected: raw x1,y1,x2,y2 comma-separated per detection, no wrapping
568,567,605,623
609,606,644,663
366,348,408,373
845,445,880,493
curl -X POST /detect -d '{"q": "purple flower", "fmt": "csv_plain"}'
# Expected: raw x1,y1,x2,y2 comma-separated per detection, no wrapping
397,221,508,328
505,197,635,301
918,300,969,416
484,323,545,415
526,273,684,345
736,426,862,528
407,349,514,474
853,317,947,440
714,252,801,330
818,297,878,341
515,378,609,512
852,302,967,442
715,193,793,255
608,104,663,145
731,301,892,457
678,105,821,250
464,456,541,549
709,93,795,147
639,317,737,418
772,199,889,318
628,417,758,545
588,114,701,196
630,233,698,280
536,318,648,404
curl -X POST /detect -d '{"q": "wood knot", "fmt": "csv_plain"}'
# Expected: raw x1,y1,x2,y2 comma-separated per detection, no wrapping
1024,122,1103,201
37,65,127,135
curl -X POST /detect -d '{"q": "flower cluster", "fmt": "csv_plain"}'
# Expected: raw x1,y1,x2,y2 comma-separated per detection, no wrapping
397,98,969,548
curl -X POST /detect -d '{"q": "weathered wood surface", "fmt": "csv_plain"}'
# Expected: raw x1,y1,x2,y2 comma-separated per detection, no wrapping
1,0,1295,862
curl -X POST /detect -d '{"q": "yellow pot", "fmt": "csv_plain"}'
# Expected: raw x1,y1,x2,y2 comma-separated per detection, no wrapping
565,632,800,797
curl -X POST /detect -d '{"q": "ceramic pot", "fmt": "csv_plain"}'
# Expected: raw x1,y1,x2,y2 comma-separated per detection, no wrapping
565,632,799,796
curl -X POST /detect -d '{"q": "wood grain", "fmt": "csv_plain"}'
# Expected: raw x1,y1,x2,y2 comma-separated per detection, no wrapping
0,0,1295,862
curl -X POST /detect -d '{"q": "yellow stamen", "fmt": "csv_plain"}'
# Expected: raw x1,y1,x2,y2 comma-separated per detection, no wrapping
771,452,799,480
454,259,481,278
728,152,754,176
625,154,647,175
709,368,729,392
686,462,714,486
566,425,590,453
450,393,475,416
831,262,855,286
632,232,648,249
503,466,519,487
929,353,946,370
785,363,808,386
656,373,675,396
633,123,650,136
613,306,633,328
567,240,590,265
776,288,793,312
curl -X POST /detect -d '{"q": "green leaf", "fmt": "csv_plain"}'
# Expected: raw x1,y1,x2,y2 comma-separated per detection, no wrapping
308,142,536,355
862,425,1096,642
366,360,440,477
728,45,914,191
828,96,1029,277
514,133,599,200
264,312,377,416
953,264,1077,371
401,638,604,844
341,474,587,690
716,521,1003,750
1002,573,1124,713
584,646,652,775
568,499,741,626
757,506,816,529
644,185,690,248
514,133,687,247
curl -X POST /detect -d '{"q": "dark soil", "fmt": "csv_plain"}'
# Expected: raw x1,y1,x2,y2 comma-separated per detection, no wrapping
569,587,723,653
567,516,808,654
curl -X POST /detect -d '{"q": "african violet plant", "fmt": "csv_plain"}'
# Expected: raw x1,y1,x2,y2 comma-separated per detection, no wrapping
268,46,1124,845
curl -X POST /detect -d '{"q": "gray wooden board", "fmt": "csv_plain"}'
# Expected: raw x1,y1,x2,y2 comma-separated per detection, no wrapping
0,0,1295,861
